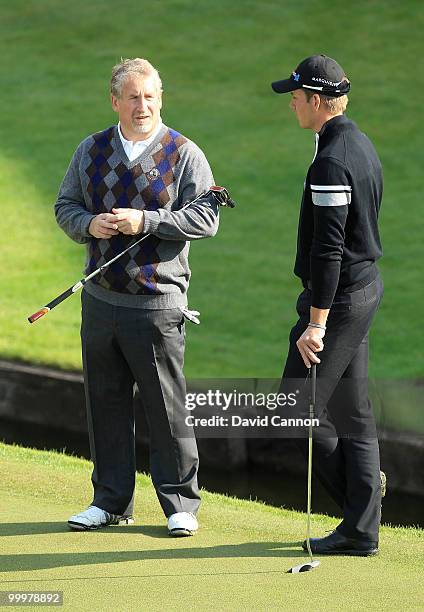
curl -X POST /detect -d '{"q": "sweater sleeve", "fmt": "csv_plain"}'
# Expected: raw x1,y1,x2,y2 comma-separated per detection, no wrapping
54,145,95,244
142,142,219,240
309,158,351,308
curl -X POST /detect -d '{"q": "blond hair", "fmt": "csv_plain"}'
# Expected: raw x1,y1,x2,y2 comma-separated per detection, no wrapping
110,58,162,98
305,84,349,114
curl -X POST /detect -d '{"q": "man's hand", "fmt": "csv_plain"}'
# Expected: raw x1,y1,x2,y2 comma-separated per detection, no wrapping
112,208,144,235
89,213,119,239
296,326,325,368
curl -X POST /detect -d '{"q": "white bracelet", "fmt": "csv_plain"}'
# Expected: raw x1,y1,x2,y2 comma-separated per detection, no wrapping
308,322,326,331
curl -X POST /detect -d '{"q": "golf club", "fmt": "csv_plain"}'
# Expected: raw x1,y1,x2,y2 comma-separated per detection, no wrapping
288,363,321,573
28,186,235,324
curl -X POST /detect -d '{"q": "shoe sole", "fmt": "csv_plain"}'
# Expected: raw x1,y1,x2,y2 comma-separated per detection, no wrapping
68,516,134,531
168,528,196,537
302,546,379,557
68,521,101,531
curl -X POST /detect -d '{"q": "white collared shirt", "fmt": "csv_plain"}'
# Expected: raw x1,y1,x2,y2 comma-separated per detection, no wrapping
312,133,319,164
117,121,163,162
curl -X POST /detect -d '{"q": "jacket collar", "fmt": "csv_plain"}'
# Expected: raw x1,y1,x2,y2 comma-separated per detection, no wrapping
319,114,350,138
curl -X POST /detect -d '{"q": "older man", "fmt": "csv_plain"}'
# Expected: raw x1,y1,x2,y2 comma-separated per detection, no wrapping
56,58,219,536
272,55,384,555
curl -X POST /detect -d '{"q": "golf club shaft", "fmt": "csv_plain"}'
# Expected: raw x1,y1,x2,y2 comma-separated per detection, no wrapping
28,189,222,324
306,363,317,563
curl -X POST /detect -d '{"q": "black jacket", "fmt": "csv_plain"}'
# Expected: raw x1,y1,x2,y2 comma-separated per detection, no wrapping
294,115,383,309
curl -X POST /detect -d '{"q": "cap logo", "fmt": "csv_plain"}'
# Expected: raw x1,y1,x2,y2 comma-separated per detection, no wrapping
292,71,300,82
311,76,342,87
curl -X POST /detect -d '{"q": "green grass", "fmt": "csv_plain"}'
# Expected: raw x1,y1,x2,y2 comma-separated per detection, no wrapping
0,0,423,378
0,442,423,611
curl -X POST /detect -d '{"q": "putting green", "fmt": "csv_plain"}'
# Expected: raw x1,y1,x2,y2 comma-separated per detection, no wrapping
0,443,422,611
0,0,423,379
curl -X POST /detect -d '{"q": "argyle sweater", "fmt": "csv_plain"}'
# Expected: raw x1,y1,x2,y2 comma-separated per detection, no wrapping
55,124,217,309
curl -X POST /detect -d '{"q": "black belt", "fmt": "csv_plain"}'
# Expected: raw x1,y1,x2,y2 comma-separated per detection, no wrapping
302,276,381,305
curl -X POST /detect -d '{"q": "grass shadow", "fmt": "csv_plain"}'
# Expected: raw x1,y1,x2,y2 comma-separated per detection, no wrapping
0,522,69,537
0,541,303,573
0,522,169,539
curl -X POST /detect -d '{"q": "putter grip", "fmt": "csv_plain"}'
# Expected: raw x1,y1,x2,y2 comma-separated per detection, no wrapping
27,285,76,324
28,308,50,324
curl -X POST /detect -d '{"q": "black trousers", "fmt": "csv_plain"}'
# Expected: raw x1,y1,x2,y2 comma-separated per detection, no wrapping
80,290,200,518
281,275,384,542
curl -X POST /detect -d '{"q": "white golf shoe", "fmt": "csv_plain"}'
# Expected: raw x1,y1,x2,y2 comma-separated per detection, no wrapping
68,505,134,531
167,512,198,537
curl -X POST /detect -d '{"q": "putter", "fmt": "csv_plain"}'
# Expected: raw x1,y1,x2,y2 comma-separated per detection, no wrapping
288,363,320,573
28,186,235,324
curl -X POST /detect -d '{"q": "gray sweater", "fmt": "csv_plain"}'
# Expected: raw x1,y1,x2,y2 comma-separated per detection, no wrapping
55,124,217,309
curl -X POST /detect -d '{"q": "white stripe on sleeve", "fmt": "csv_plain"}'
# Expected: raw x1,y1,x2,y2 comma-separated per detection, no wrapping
310,184,352,192
312,191,351,206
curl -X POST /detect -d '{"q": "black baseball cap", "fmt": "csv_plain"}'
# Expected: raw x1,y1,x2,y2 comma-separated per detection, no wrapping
271,55,350,97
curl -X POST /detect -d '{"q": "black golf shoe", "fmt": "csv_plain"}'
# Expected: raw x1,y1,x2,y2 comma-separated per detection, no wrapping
302,530,379,556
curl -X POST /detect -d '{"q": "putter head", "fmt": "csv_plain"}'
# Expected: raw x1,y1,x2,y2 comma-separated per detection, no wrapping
287,560,320,573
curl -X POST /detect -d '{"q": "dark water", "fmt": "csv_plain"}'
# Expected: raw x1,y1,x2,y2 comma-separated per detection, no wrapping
1,418,422,529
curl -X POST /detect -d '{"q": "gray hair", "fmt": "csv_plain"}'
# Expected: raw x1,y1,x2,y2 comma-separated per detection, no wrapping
110,58,163,98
